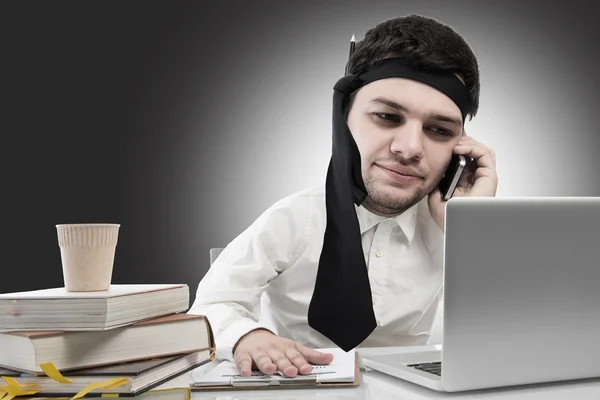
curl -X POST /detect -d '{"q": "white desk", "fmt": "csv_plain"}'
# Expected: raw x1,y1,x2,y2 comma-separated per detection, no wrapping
188,345,600,400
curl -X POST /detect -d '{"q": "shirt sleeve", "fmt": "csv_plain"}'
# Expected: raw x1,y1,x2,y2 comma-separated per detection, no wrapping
187,195,311,362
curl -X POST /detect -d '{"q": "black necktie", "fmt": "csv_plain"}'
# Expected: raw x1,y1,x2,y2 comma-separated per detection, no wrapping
307,74,376,351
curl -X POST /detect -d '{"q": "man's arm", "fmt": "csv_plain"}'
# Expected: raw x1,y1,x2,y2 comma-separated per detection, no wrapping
187,202,290,361
187,195,333,375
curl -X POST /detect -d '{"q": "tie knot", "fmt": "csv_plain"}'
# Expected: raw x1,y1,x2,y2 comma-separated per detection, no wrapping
333,74,364,95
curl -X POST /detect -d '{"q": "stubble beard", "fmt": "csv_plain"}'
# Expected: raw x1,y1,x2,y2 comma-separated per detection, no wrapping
362,172,439,215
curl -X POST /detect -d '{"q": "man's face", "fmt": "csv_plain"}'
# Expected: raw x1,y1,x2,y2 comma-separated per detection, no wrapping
347,78,464,215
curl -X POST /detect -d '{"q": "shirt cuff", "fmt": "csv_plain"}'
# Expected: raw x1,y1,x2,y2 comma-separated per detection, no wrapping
214,319,275,362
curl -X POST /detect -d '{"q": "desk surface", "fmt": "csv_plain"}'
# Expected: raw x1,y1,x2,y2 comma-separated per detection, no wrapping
188,345,600,400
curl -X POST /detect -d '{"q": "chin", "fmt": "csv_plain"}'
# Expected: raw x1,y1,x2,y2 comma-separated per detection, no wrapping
378,181,414,195
365,180,426,210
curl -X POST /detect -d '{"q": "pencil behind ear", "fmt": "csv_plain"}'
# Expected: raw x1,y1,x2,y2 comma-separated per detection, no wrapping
344,34,356,76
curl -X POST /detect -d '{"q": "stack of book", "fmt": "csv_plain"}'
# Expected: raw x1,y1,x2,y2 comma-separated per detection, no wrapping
0,284,214,399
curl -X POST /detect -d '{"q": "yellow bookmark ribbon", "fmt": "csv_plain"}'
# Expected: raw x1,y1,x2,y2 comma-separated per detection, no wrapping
0,376,40,400
40,362,128,399
40,362,73,384
40,362,127,399
0,363,127,400
71,378,128,400
1,377,37,390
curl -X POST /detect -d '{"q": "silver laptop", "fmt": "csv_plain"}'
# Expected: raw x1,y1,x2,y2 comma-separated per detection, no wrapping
362,197,600,392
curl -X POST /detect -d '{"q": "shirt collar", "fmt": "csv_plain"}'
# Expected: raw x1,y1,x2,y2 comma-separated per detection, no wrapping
356,199,421,244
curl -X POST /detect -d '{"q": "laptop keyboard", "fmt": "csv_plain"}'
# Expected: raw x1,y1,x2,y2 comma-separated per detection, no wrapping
407,361,442,376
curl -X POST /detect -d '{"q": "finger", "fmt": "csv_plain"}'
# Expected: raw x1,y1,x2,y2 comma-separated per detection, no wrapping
266,347,298,377
457,136,491,153
249,349,277,375
458,137,496,165
296,343,334,365
284,348,313,375
453,142,496,175
234,351,253,377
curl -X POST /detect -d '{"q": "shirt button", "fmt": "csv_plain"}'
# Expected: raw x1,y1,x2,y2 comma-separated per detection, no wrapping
372,297,378,305
384,220,392,226
376,250,384,257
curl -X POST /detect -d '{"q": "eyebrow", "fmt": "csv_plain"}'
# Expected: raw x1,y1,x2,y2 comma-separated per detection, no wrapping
370,97,462,127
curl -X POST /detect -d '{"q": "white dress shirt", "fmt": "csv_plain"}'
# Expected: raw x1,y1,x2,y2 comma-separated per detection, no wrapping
188,185,445,362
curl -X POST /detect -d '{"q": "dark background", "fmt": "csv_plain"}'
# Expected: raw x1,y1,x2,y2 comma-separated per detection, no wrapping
2,0,599,305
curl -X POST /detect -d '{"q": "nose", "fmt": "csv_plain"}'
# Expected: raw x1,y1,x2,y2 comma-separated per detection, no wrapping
389,120,424,160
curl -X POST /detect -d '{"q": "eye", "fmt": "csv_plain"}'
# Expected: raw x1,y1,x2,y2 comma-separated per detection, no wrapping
373,113,401,123
429,126,454,137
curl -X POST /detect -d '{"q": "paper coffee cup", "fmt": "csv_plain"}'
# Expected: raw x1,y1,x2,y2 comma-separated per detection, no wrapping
56,223,120,292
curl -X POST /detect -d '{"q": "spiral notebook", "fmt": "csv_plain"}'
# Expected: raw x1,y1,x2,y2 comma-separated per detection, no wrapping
190,348,359,390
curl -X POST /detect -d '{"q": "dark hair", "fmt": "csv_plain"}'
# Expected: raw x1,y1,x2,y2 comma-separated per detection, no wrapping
346,15,480,120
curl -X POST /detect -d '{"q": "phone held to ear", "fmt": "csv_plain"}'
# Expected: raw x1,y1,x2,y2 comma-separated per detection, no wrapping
438,154,467,201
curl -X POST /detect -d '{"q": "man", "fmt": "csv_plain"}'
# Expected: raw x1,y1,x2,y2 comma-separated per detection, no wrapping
188,14,497,379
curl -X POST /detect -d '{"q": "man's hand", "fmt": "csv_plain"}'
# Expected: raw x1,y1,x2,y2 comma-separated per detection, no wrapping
428,133,498,231
233,329,334,377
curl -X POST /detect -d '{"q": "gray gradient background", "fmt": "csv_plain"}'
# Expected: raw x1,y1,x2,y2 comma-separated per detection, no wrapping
2,0,599,303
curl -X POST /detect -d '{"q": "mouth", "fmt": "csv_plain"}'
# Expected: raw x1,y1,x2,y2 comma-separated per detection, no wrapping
375,163,423,184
